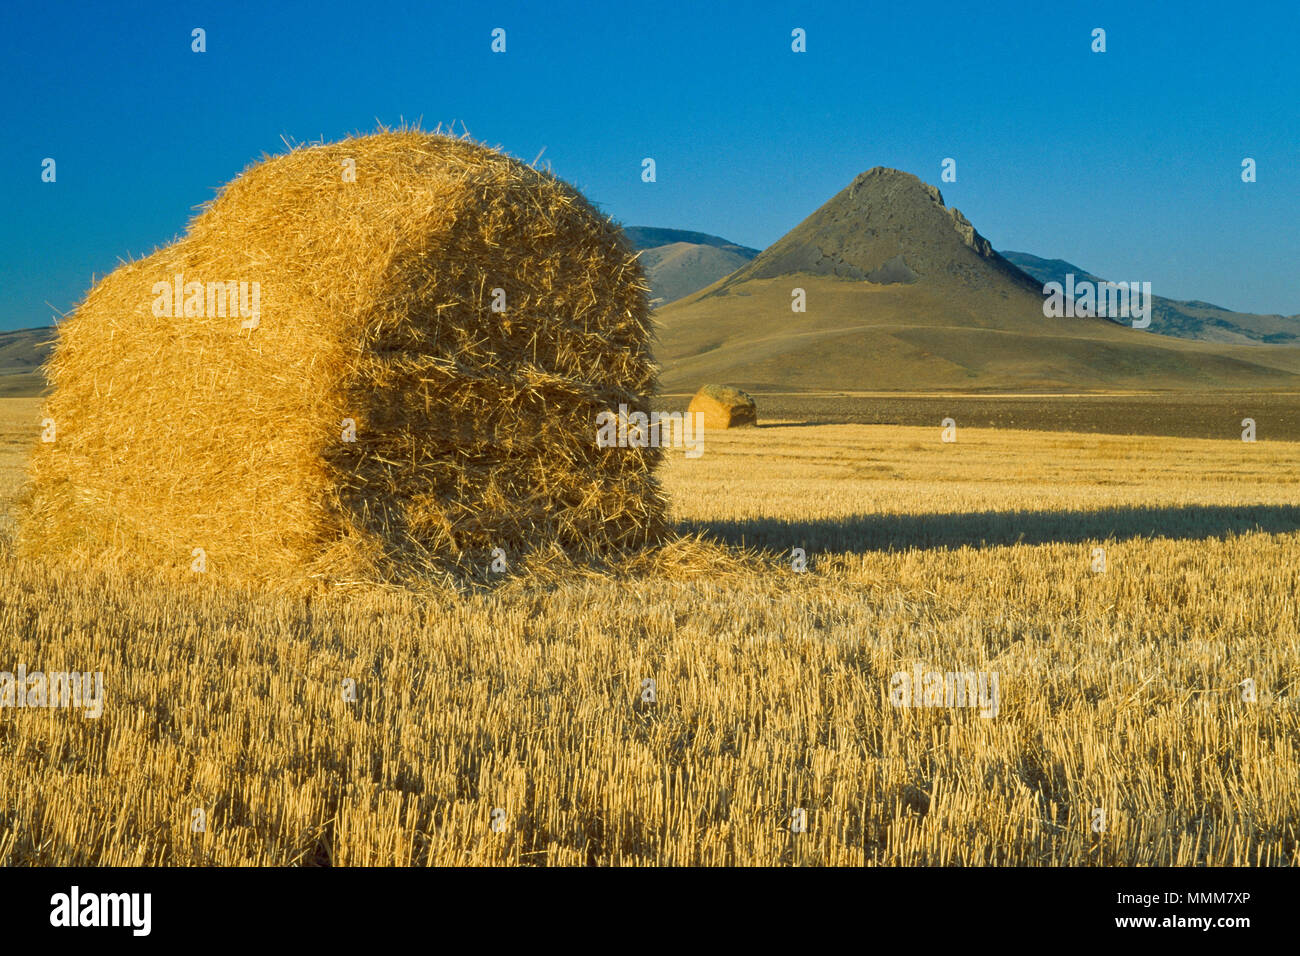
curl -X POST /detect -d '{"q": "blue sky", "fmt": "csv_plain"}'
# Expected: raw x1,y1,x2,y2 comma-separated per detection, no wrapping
1,0,1297,330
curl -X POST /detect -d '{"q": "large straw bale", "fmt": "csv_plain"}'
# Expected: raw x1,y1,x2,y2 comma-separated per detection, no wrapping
19,129,667,585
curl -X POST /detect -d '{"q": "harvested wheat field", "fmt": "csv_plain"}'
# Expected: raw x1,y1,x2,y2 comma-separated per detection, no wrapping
1,397,1297,866
19,129,664,588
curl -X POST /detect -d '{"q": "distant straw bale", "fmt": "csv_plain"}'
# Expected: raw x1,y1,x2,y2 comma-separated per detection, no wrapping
19,128,667,585
687,385,757,429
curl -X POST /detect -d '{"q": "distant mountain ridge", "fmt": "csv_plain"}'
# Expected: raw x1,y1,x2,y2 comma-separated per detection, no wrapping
1001,251,1300,345
717,167,1042,296
626,206,1300,347
653,167,1300,393
623,227,758,257
623,227,759,307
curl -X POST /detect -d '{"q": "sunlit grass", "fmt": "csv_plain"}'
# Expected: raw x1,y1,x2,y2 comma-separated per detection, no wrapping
1,402,1297,865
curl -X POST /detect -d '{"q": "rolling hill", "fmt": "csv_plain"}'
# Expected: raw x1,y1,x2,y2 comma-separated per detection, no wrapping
654,168,1300,393
0,327,54,397
624,227,759,308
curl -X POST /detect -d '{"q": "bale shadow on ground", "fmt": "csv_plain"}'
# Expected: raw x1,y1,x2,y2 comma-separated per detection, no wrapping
678,503,1300,554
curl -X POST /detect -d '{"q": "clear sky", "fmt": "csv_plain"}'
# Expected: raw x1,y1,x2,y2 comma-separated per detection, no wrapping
2,0,1297,330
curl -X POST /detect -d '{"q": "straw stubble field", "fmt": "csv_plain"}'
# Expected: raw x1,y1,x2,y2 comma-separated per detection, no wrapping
1,395,1297,865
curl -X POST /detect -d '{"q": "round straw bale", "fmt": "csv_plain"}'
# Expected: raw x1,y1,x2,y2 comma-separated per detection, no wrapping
687,385,758,429
20,129,667,584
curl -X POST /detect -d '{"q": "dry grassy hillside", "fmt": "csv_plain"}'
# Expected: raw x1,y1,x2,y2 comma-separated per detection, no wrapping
655,275,1300,393
1,398,1296,865
636,241,756,306
0,329,53,398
